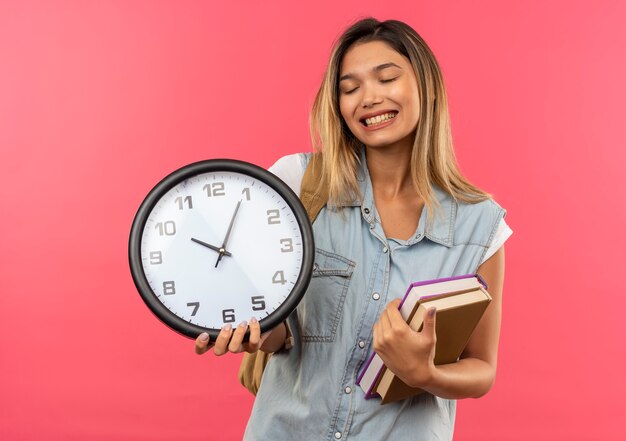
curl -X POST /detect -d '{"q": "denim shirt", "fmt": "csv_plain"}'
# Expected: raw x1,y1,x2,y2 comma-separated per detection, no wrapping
244,153,506,441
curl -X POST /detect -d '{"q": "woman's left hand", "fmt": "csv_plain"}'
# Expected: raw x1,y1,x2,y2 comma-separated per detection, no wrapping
372,298,438,389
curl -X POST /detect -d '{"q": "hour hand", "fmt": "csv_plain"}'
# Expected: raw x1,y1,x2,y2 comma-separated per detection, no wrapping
191,238,232,257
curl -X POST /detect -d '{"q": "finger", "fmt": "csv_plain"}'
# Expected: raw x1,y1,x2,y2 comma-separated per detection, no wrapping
194,332,212,355
372,320,383,351
421,307,437,341
379,305,393,330
377,308,396,345
389,298,402,309
212,324,234,356
244,317,261,353
385,300,406,328
228,321,248,353
372,318,380,339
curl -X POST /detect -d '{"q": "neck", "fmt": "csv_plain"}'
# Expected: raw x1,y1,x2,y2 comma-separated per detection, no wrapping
365,144,415,200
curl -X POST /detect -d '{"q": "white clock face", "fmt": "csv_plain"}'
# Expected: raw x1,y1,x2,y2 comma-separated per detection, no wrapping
140,170,304,330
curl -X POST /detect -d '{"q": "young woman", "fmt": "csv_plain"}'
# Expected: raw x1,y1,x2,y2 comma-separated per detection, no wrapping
195,18,511,440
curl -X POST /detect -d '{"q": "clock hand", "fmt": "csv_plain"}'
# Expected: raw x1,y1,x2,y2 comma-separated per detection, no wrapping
215,199,242,268
191,238,232,257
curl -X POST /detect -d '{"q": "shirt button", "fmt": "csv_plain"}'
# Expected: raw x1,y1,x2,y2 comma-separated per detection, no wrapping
372,292,380,301
344,386,352,394
364,207,370,214
334,432,342,439
383,247,388,253
358,341,365,348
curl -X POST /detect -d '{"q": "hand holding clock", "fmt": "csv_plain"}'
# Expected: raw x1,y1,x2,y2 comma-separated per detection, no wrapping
194,318,286,355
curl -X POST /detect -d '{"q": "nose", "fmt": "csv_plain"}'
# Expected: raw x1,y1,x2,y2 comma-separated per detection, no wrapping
361,83,383,108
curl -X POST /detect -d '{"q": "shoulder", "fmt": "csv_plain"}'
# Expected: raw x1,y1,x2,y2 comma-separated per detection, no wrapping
452,195,507,247
433,186,505,227
268,153,309,196
268,153,308,173
458,197,505,225
464,198,512,264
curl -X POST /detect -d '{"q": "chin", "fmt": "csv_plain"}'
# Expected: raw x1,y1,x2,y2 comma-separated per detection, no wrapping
350,126,416,150
358,134,415,151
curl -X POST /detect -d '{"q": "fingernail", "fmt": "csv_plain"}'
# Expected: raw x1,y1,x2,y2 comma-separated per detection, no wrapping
200,332,209,341
238,320,248,328
428,307,436,317
222,324,232,331
250,317,258,324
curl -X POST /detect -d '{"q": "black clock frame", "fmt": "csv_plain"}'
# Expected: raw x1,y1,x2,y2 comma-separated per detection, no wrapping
128,159,315,341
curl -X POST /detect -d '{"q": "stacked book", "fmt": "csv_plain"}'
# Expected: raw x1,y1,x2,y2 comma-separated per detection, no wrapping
356,274,492,405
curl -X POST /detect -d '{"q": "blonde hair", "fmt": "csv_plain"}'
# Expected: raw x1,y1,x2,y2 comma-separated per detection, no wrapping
309,18,490,221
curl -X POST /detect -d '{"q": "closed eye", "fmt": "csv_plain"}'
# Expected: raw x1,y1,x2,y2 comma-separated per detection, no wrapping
380,77,399,84
342,87,359,95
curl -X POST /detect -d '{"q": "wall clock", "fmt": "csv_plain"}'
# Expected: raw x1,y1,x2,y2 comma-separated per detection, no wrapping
129,159,314,341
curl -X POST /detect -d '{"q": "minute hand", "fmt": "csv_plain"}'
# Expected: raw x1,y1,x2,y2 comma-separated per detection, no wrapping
215,199,242,268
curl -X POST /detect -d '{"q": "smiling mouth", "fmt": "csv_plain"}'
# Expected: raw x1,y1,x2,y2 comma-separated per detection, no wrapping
360,111,398,127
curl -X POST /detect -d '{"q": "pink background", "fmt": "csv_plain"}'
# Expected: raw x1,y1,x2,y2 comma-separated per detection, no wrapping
1,1,625,440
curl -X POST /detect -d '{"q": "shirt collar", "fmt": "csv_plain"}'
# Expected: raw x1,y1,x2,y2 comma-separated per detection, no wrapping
421,185,456,247
336,149,456,247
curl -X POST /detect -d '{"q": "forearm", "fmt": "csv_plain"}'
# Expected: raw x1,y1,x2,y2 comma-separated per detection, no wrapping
388,248,505,400
421,248,504,400
418,357,496,400
259,322,287,353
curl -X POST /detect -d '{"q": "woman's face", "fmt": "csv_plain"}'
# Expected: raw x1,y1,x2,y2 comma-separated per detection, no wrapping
338,40,420,151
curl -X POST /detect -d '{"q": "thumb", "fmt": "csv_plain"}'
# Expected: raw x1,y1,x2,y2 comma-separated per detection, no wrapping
421,307,437,340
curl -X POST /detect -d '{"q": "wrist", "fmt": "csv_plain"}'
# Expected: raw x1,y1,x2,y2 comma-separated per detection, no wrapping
259,322,288,353
406,361,438,390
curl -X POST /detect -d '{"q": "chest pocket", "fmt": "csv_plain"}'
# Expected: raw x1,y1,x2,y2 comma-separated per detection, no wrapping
297,248,355,342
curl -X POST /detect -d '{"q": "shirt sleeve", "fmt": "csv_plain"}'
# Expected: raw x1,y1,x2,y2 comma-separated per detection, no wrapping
267,153,307,197
480,218,513,265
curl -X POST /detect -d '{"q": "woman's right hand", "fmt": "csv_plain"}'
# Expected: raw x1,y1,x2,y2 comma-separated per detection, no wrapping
194,317,269,356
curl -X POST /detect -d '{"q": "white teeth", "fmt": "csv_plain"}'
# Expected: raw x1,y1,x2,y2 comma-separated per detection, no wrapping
364,112,396,127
